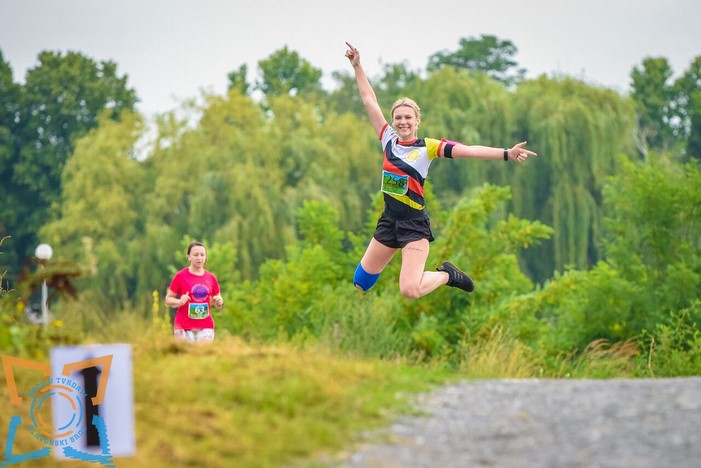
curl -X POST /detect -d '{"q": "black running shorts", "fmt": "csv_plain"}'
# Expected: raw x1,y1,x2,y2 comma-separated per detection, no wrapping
372,212,435,249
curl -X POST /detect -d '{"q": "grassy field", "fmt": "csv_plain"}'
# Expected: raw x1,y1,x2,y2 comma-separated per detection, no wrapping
0,299,641,467
1,332,454,467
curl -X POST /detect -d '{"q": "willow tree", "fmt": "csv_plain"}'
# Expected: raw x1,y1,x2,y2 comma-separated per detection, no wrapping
408,67,514,203
265,94,379,235
511,77,636,280
144,90,292,280
40,112,146,304
2,51,136,279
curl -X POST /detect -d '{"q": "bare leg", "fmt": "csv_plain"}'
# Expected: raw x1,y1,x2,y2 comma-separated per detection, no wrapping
399,239,449,299
355,238,399,290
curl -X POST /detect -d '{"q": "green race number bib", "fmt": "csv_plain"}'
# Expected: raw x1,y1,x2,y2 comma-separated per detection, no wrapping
188,302,210,320
381,171,409,195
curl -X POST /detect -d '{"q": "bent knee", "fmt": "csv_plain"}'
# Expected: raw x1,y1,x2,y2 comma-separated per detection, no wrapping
354,263,380,291
399,283,422,300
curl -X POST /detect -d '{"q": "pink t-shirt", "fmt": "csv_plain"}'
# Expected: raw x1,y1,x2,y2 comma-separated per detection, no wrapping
168,268,220,330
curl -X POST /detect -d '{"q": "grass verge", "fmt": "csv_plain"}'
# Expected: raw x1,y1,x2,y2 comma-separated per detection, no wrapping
1,334,451,467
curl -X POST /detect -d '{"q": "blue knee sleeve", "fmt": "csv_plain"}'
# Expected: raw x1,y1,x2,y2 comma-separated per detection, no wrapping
354,263,380,291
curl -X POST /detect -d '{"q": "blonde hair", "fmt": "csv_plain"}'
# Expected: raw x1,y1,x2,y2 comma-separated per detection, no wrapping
390,97,421,125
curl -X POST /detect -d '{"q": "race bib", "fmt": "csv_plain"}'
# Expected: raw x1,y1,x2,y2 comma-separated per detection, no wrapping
188,302,210,320
381,171,409,195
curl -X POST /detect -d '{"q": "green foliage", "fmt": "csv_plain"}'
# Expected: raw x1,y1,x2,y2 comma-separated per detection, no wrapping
0,236,17,352
255,46,324,98
457,326,541,378
14,51,137,196
226,63,250,95
638,302,701,377
603,156,701,313
0,52,20,187
313,292,414,359
327,69,367,117
223,185,552,363
0,327,450,468
496,264,642,355
492,156,700,363
375,62,421,106
5,44,700,380
415,68,513,195
630,57,678,152
0,50,136,281
0,236,83,357
147,90,290,279
427,34,526,86
228,203,348,339
39,112,147,306
555,338,639,379
687,89,701,159
673,56,701,160
511,76,636,280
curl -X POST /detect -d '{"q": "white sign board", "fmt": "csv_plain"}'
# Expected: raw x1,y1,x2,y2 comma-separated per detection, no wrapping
50,344,135,462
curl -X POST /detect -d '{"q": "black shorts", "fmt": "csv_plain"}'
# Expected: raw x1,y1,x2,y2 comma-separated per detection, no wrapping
372,212,435,249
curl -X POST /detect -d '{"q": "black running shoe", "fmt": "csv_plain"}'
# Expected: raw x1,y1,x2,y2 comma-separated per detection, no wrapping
437,261,475,293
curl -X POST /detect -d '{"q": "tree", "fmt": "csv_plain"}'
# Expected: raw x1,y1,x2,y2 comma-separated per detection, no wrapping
265,93,379,232
427,35,526,86
603,157,701,304
144,90,292,280
15,51,137,198
409,67,513,196
492,157,701,357
0,51,22,271
673,56,701,160
226,63,250,95
255,46,323,98
327,70,367,117
0,50,19,171
40,112,146,304
686,90,701,159
327,61,420,119
2,51,137,280
630,57,677,154
512,76,636,281
375,62,421,107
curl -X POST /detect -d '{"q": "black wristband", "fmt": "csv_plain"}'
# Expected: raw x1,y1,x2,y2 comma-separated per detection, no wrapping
503,148,509,161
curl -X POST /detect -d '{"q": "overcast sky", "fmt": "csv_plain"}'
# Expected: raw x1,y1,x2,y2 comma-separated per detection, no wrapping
1,0,699,117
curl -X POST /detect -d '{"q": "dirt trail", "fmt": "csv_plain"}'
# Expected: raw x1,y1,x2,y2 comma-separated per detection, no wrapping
342,378,701,467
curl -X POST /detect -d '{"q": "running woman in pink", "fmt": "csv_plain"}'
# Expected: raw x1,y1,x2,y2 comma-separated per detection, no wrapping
165,241,223,343
345,42,536,299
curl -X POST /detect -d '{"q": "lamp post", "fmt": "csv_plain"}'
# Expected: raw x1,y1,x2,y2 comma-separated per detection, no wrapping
34,243,53,326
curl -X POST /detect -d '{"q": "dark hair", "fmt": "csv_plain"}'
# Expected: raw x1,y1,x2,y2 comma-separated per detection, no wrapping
187,241,205,255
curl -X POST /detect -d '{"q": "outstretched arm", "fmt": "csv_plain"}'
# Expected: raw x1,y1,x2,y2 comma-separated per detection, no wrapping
449,141,537,162
345,42,387,137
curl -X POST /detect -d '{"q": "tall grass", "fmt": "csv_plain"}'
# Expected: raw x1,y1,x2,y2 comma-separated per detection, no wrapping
0,296,451,467
556,338,640,378
0,290,668,467
458,326,541,378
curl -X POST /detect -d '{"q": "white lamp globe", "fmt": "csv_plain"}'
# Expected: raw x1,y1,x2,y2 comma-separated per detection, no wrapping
35,243,53,261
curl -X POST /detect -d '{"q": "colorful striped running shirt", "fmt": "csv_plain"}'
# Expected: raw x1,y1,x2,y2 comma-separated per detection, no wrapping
379,123,452,218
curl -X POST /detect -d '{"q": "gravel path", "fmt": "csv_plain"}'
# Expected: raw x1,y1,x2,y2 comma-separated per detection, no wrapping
342,378,701,468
